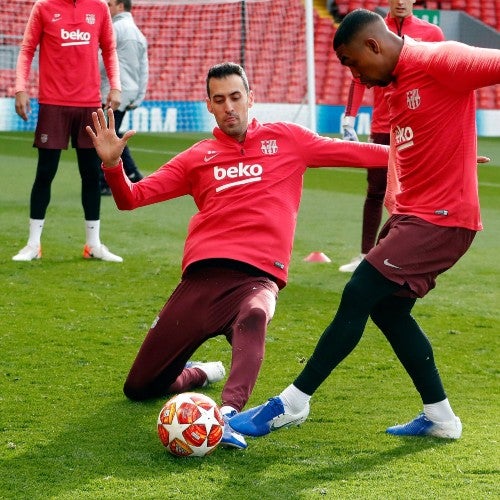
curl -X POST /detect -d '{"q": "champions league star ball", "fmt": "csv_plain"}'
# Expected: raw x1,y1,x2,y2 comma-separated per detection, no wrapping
157,392,224,457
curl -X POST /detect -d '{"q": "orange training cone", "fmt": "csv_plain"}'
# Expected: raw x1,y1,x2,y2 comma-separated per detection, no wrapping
303,251,331,263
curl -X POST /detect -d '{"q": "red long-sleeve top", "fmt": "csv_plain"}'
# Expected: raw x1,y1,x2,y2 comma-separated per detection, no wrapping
16,0,120,107
385,37,500,230
105,119,389,288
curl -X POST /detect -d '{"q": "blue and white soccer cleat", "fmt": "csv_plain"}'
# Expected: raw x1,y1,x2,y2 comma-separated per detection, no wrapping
220,411,247,450
386,412,462,439
229,396,310,437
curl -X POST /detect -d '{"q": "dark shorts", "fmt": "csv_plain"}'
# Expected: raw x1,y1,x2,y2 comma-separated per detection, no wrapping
34,104,96,149
370,132,390,146
367,133,389,194
366,214,476,298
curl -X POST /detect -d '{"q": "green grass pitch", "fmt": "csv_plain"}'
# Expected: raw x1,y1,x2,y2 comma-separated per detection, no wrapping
1,131,499,499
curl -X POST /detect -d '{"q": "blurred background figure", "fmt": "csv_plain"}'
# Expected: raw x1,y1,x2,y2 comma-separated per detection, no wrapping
100,0,148,195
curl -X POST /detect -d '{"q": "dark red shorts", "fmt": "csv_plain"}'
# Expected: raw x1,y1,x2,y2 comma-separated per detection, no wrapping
370,132,390,146
366,133,389,196
34,104,96,149
366,214,476,298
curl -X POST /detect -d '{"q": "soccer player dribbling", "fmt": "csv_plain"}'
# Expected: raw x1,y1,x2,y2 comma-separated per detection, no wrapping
230,9,500,441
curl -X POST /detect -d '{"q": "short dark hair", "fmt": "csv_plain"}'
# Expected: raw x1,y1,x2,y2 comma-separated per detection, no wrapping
333,9,382,50
116,0,132,12
206,62,250,97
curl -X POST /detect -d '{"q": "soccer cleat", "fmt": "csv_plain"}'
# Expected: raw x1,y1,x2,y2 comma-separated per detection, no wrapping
185,361,225,386
229,396,310,437
338,253,366,273
82,244,123,263
386,412,462,439
220,411,248,450
12,245,42,261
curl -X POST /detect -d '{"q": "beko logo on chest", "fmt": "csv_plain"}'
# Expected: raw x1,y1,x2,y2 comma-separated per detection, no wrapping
394,125,414,151
214,163,263,192
60,28,91,45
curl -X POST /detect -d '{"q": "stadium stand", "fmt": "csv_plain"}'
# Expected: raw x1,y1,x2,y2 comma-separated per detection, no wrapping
332,0,499,31
0,0,498,109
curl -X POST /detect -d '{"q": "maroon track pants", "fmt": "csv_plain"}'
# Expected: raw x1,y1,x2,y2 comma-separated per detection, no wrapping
123,263,278,411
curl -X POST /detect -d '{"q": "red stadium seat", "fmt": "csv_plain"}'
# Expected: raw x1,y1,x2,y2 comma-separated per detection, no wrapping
3,0,498,107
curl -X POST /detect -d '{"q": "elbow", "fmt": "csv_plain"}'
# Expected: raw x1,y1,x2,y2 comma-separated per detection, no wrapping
114,199,135,211
117,204,134,211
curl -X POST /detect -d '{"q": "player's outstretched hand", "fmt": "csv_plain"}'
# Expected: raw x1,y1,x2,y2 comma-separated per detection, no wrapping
85,107,136,168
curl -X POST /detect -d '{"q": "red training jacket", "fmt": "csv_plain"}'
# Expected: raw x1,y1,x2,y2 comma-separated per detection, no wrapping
16,0,120,107
385,37,500,230
105,119,390,287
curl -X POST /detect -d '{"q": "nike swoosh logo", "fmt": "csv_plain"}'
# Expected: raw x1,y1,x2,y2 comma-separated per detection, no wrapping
204,153,219,162
383,258,402,269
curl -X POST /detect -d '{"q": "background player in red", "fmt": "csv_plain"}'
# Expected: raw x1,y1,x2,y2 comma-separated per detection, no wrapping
86,62,389,450
13,0,122,262
230,10,500,441
338,0,444,273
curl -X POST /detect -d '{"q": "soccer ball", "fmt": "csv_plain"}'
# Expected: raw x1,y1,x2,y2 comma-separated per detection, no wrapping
157,392,224,457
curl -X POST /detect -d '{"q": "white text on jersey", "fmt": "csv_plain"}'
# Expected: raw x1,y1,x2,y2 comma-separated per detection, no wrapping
214,163,263,192
61,28,91,46
395,125,414,151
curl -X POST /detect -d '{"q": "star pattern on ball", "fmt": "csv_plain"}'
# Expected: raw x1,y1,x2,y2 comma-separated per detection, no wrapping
158,392,224,457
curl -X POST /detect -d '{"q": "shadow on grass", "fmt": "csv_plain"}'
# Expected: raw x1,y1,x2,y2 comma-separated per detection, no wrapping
215,433,454,498
1,395,453,498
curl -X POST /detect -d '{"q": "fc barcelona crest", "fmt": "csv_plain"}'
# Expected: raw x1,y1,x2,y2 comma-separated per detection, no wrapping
86,13,96,25
406,89,421,110
261,139,278,155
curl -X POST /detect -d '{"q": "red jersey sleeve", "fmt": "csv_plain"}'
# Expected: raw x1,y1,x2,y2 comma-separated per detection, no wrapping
422,41,500,91
104,152,191,210
289,123,389,168
15,2,42,93
100,8,121,91
344,79,366,118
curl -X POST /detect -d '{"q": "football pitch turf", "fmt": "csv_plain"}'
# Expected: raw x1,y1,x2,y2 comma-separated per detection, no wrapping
1,132,499,499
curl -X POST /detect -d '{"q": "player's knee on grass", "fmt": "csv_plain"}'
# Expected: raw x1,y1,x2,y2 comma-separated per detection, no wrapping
123,382,149,401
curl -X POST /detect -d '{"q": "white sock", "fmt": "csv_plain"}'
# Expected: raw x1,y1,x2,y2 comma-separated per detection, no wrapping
27,218,44,247
85,220,101,247
279,384,311,414
424,398,456,422
220,405,238,417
